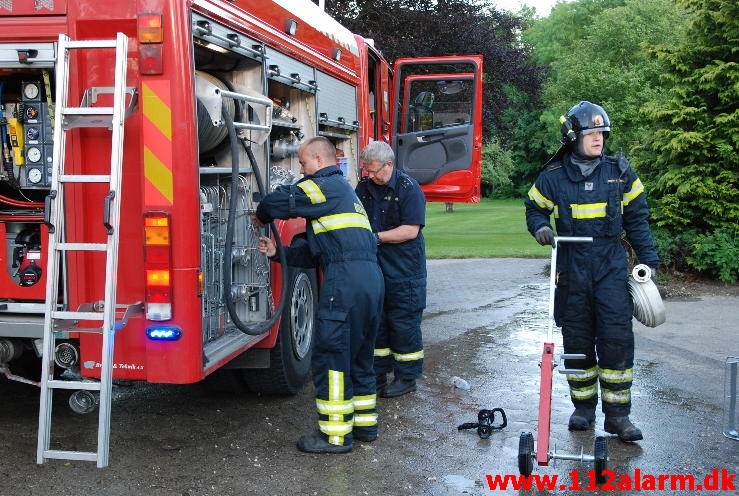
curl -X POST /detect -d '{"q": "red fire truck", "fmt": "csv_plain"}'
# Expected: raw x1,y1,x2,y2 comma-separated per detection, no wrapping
0,0,482,465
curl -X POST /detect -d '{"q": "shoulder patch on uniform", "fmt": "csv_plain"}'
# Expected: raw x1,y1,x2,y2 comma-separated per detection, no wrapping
398,176,414,189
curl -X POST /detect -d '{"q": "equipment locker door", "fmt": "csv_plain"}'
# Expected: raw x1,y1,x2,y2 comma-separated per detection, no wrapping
391,56,483,204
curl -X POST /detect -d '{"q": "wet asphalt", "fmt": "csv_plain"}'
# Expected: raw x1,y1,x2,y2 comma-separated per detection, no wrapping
0,258,737,496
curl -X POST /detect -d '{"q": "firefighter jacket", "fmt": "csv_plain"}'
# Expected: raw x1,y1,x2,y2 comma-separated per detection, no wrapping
525,152,659,270
256,165,377,267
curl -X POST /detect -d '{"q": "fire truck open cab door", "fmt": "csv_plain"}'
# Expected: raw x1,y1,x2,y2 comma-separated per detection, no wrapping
391,56,483,203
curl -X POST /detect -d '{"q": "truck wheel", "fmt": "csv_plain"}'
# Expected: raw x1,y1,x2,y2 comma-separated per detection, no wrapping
245,267,317,395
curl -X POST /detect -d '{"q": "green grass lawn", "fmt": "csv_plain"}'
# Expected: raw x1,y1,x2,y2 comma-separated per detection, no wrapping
424,198,550,259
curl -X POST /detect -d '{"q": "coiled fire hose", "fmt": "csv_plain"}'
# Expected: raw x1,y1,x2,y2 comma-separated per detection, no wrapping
628,264,666,328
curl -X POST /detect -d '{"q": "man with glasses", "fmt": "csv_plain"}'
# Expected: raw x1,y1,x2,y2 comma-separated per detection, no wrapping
356,141,427,398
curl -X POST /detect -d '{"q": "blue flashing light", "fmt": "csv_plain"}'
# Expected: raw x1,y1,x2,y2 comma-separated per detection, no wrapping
146,326,182,341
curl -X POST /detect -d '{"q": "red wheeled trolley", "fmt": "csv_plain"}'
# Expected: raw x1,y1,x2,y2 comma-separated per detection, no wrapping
518,236,608,482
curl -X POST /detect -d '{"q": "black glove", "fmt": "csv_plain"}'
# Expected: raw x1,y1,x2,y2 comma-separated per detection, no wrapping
534,226,555,247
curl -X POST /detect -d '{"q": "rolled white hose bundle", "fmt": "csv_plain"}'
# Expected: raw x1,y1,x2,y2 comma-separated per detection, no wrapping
628,264,666,327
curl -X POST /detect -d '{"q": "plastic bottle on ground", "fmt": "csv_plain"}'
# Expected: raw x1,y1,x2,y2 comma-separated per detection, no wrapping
451,376,470,390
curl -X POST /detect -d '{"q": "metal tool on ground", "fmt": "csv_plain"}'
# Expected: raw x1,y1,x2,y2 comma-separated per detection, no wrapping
517,236,608,482
458,408,507,439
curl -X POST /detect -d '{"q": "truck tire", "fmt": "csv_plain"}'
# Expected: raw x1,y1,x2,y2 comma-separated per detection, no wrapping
245,267,317,395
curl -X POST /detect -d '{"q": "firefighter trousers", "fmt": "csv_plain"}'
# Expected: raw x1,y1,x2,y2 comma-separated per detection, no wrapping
374,276,426,380
557,260,634,417
312,260,383,446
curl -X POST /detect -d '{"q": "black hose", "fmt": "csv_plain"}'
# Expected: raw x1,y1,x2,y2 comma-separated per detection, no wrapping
221,102,288,335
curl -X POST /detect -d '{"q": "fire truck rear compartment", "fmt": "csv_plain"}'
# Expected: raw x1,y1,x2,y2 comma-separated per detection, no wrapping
192,18,322,389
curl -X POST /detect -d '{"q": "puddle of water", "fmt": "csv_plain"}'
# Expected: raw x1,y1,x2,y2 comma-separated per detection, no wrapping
442,474,479,493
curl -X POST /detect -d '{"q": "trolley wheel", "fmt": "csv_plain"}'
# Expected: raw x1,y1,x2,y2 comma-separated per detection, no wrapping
518,431,534,476
594,436,608,483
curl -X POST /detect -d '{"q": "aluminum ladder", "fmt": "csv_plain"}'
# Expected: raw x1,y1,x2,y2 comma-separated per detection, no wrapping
36,33,133,468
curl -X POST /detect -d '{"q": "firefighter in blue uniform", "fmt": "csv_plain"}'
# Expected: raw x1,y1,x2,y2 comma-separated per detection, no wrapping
356,141,426,398
525,102,659,442
254,137,384,453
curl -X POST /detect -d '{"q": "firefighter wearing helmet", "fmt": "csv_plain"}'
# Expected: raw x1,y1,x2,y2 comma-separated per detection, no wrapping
525,101,659,442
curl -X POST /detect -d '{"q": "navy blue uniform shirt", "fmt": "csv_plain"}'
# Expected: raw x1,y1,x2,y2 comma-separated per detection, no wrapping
356,168,426,281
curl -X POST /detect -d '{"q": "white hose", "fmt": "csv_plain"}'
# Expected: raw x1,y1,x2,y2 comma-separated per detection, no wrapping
628,264,666,327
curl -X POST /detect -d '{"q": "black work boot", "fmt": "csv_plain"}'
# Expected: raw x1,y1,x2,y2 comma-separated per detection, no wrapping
353,429,378,443
604,416,643,442
381,378,416,398
568,408,596,431
376,374,388,396
296,431,352,454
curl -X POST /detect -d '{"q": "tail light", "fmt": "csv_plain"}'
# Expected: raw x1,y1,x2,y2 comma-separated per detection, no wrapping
138,13,164,75
144,212,172,320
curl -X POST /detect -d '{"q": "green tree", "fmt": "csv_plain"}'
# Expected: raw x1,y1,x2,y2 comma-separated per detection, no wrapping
641,0,739,281
528,0,689,155
324,0,546,140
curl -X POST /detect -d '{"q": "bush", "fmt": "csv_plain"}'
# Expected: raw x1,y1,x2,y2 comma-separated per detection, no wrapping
687,227,739,283
651,226,695,273
481,140,516,199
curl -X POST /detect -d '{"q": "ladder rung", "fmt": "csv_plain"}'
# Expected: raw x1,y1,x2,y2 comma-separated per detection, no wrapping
43,449,98,462
62,112,114,130
65,39,118,49
47,379,101,391
58,174,112,183
52,310,105,321
63,107,114,116
57,242,108,252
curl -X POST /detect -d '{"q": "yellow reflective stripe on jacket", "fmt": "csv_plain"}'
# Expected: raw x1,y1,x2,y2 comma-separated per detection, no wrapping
567,366,598,382
622,178,644,207
311,212,372,233
602,388,631,404
599,367,633,383
571,202,607,219
353,413,378,427
393,350,424,362
569,384,598,400
374,347,391,357
297,180,327,204
528,185,554,211
316,398,353,415
353,394,376,411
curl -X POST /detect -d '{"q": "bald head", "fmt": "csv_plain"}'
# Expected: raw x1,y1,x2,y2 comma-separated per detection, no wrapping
298,137,337,176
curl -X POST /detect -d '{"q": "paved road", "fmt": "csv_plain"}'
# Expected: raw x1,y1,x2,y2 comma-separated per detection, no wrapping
0,258,737,495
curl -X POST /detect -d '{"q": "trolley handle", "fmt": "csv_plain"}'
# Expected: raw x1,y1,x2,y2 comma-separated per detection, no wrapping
554,236,593,245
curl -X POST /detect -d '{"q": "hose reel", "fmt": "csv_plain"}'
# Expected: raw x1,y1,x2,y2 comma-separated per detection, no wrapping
629,264,666,327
